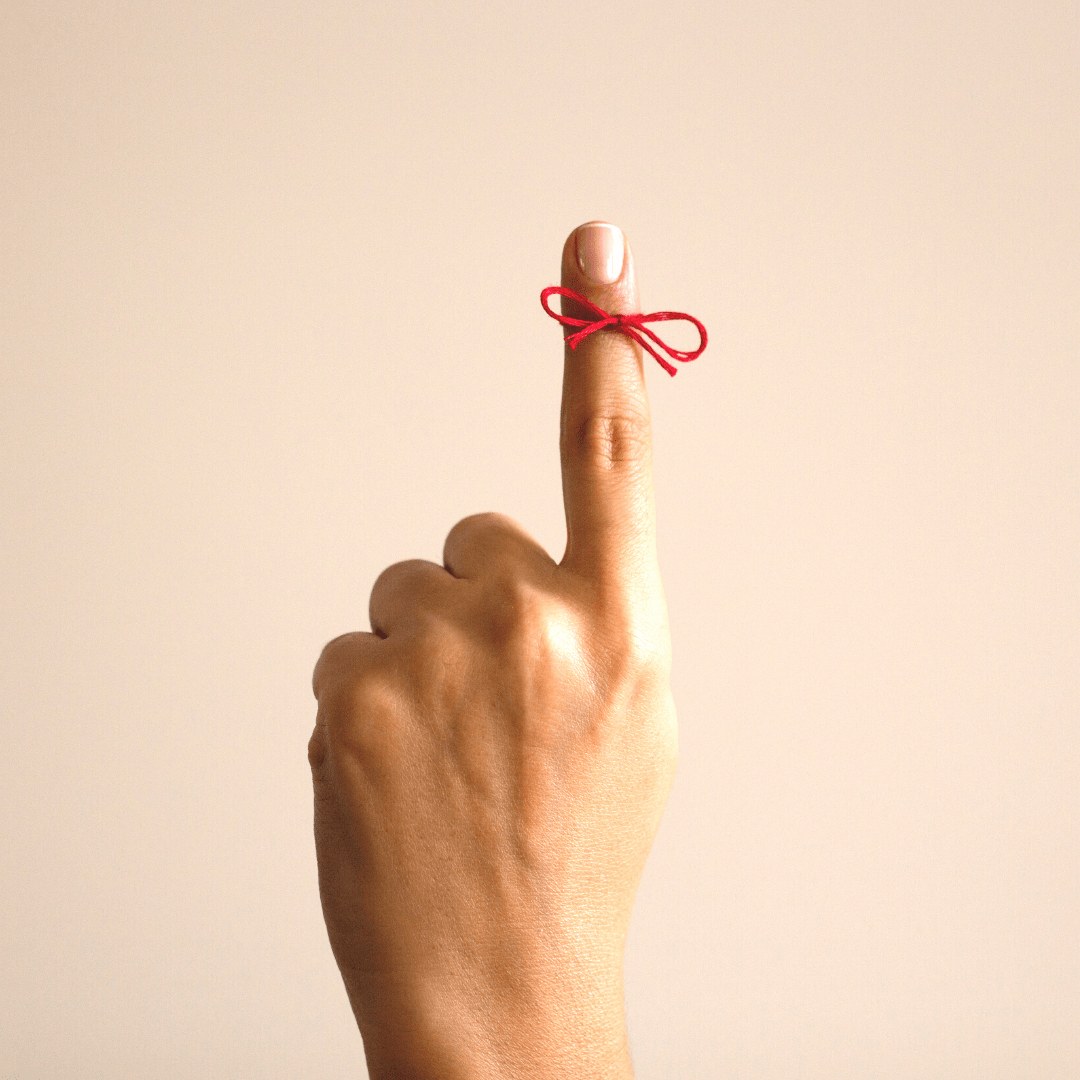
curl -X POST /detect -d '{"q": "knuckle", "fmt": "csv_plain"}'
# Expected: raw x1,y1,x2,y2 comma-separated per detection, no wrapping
444,512,547,580
487,575,578,665
456,510,515,533
307,725,328,773
371,558,435,594
491,574,546,634
311,632,362,699
590,595,672,685
369,560,448,634
619,622,672,680
445,511,517,555
324,670,400,764
568,411,651,471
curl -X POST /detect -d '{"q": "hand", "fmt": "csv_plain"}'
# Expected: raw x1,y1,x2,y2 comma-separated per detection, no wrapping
309,222,677,1080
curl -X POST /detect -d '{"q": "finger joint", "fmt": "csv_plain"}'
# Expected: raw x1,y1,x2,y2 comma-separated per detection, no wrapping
568,411,651,472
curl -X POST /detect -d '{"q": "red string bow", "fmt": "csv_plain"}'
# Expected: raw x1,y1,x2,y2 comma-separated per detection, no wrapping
540,286,707,377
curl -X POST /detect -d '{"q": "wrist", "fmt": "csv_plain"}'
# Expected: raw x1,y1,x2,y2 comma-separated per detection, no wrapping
349,965,633,1080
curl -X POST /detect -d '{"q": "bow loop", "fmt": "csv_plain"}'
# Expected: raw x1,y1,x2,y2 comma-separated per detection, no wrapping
540,286,707,377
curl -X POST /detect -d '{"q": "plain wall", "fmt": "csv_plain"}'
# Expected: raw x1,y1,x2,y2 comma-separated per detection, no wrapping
2,1,1077,1076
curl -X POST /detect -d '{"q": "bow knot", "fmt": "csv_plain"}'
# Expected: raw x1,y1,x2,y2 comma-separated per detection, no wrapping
541,286,707,377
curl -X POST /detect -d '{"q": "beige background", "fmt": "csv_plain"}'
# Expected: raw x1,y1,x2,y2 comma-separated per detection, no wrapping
2,1,1078,1077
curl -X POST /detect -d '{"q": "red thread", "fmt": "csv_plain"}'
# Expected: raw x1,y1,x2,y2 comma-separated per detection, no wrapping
540,286,707,377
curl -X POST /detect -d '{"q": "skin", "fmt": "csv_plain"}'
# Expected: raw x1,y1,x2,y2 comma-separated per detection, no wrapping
309,223,676,1079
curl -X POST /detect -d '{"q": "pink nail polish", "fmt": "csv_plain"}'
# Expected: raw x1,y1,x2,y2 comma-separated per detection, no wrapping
576,223,625,285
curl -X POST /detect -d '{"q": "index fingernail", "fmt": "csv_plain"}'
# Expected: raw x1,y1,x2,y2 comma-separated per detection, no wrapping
576,223,625,285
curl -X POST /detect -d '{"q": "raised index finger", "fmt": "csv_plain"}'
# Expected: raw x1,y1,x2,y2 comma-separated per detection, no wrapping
556,222,657,589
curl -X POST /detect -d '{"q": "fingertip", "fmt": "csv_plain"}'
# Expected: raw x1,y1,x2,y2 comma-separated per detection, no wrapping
561,221,639,315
